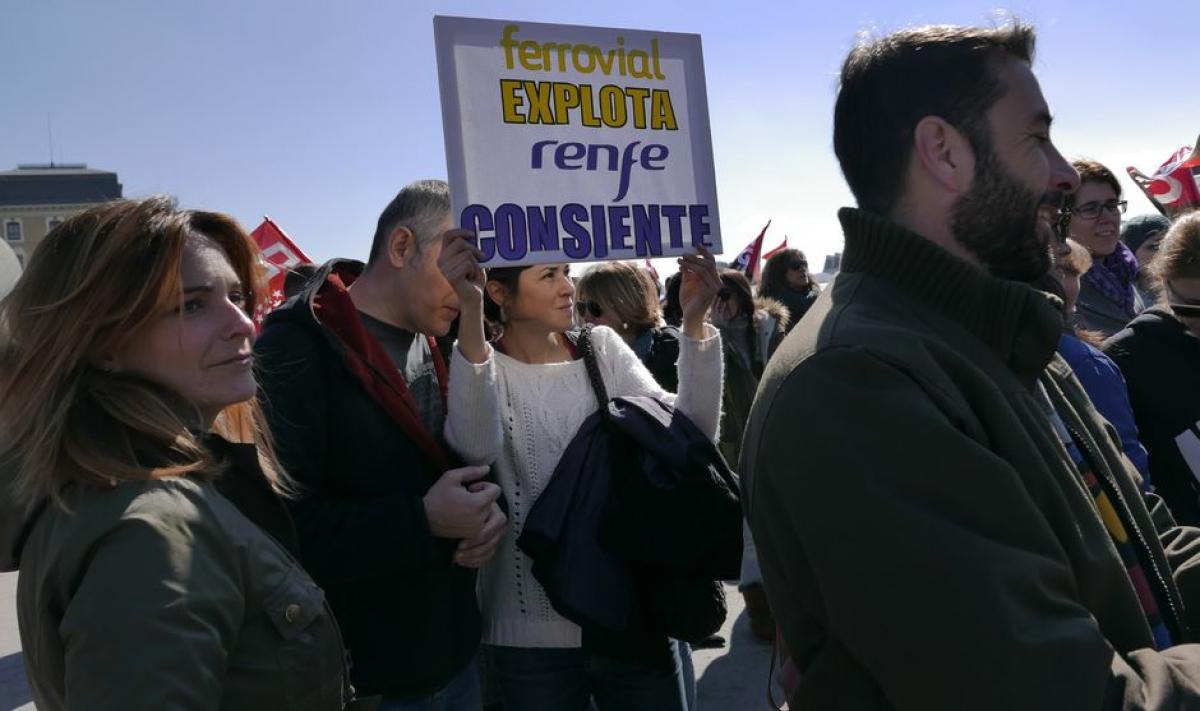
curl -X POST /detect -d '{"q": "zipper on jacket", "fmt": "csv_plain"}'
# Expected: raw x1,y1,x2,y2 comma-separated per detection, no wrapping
1059,415,1188,642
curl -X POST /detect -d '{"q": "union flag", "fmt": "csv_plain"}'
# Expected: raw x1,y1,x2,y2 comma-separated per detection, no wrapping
250,217,311,326
1128,140,1200,217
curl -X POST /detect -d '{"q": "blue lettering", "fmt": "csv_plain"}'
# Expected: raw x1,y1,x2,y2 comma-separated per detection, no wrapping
527,206,560,252
662,205,686,249
590,205,609,259
531,140,558,169
641,144,667,170
632,205,662,257
554,142,586,170
607,206,631,251
462,204,496,261
494,203,528,261
560,203,591,259
688,204,712,248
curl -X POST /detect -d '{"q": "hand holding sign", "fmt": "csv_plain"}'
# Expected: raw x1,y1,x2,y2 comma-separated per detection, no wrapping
678,246,721,339
439,228,486,309
439,229,490,364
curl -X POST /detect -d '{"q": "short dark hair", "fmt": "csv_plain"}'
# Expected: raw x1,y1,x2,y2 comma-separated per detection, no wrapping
833,21,1037,216
1065,158,1122,210
368,179,451,266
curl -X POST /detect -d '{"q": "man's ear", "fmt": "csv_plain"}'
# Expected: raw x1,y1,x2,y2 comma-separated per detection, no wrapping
912,116,975,195
386,226,417,269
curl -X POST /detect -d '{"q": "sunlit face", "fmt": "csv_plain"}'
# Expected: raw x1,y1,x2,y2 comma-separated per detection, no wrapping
1166,277,1200,339
1070,181,1122,258
396,213,461,337
108,236,257,424
505,263,575,333
950,59,1080,282
1135,232,1166,271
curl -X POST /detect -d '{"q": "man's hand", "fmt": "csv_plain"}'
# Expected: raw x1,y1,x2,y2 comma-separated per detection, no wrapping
439,228,486,311
423,465,501,540
454,499,507,568
438,228,489,363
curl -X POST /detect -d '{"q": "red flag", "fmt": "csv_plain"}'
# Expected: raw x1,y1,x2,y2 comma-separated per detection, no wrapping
762,236,789,262
1128,140,1200,217
731,220,771,281
250,216,311,326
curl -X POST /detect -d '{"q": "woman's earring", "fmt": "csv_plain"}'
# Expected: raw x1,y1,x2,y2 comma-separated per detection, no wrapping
499,306,508,323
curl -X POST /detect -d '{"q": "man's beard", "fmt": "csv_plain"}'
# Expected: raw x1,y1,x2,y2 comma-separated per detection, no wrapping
950,144,1052,283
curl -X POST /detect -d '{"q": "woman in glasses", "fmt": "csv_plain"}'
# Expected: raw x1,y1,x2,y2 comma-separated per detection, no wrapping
575,261,681,390
709,268,788,643
1106,211,1200,526
441,252,723,711
1067,159,1144,336
758,248,820,334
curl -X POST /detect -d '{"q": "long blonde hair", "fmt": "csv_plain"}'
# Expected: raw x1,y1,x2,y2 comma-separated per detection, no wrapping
0,196,289,511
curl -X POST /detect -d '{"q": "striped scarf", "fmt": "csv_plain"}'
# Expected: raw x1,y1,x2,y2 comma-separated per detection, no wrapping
1040,384,1174,649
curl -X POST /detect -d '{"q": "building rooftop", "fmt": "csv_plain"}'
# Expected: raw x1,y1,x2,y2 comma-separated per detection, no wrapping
0,164,123,207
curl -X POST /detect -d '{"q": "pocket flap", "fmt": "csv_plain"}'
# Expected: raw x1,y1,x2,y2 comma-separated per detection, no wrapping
264,567,326,640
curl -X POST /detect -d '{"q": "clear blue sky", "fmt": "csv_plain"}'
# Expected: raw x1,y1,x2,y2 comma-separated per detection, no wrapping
2,0,1196,272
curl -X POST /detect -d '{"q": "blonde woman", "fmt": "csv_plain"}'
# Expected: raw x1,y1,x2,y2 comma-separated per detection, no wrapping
0,198,353,710
575,261,680,390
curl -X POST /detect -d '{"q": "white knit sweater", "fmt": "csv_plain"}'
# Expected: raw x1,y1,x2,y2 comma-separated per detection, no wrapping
444,325,723,648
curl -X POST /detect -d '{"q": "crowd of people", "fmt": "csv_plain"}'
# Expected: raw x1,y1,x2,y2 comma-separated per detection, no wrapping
1,16,1200,711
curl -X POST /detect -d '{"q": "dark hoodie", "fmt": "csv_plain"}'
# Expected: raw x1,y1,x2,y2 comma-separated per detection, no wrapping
255,259,480,699
1106,307,1200,527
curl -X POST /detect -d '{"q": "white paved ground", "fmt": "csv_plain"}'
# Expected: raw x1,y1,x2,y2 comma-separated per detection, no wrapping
0,575,774,710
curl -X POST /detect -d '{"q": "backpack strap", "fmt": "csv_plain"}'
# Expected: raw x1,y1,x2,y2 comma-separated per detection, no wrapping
577,324,610,412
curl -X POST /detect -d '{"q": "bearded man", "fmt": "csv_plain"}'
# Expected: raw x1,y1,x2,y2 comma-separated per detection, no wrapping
741,22,1200,710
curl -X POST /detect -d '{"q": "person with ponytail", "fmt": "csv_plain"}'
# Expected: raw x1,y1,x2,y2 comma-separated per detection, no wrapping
440,249,724,711
0,197,353,710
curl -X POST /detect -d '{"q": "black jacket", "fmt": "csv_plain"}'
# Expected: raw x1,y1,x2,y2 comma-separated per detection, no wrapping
1106,307,1200,526
256,260,479,698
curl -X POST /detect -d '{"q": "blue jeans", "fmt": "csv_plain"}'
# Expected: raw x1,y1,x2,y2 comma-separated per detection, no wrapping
377,658,482,711
488,644,687,711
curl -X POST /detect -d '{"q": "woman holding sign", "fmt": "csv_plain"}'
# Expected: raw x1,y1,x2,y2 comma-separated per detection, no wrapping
440,247,724,711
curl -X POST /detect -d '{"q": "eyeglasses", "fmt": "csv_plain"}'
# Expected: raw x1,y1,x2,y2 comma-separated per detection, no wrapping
716,288,733,302
1071,200,1127,221
575,301,604,318
787,261,808,270
1166,282,1200,319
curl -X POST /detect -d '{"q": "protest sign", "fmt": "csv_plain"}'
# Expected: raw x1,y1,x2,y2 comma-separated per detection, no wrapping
434,16,721,267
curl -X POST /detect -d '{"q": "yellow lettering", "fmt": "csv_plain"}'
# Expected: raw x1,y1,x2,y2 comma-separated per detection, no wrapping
625,87,650,128
598,85,627,128
552,82,580,125
650,89,678,130
579,84,601,127
500,79,525,123
524,80,555,124
628,51,652,79
572,44,596,74
519,40,541,70
500,24,520,70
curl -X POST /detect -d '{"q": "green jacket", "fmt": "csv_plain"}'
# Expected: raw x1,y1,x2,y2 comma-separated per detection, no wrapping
11,477,350,710
741,208,1200,710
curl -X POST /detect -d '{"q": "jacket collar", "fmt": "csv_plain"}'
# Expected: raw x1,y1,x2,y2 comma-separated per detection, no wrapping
838,207,1063,383
291,259,452,473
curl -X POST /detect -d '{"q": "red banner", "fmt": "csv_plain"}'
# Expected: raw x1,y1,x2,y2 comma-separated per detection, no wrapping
250,217,311,326
762,236,789,262
1128,140,1200,218
731,220,771,281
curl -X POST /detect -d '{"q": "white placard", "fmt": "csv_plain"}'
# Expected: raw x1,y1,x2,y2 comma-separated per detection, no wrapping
435,16,721,266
